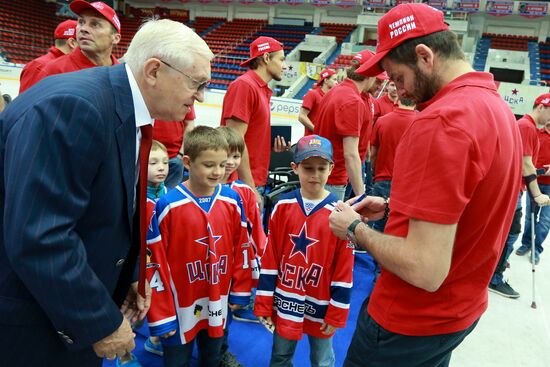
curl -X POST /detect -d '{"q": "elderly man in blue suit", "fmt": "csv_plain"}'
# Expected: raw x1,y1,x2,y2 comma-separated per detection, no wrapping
0,19,213,366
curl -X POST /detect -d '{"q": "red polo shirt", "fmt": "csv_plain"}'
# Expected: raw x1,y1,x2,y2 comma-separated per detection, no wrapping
153,107,196,159
221,70,272,187
37,47,119,81
369,72,522,336
371,108,416,182
19,47,65,93
359,92,375,161
301,87,325,136
314,79,365,185
518,114,539,190
537,128,550,185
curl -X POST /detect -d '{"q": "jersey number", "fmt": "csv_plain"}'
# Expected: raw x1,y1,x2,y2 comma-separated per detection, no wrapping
242,249,249,269
150,270,165,292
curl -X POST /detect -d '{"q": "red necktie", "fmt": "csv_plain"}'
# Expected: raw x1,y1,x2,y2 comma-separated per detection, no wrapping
138,125,153,298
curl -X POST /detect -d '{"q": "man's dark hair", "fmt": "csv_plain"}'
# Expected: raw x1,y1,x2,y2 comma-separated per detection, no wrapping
54,38,69,48
248,52,276,70
386,30,465,65
346,62,366,82
399,97,415,106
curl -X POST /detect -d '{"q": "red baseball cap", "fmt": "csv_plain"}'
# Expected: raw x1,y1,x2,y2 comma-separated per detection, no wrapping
54,20,77,39
240,37,284,67
376,71,389,81
316,69,336,86
352,49,375,65
356,3,449,76
535,93,550,107
70,1,121,33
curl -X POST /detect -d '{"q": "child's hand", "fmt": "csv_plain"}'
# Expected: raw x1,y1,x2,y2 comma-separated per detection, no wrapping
320,322,337,335
259,316,275,333
228,303,243,311
161,330,176,339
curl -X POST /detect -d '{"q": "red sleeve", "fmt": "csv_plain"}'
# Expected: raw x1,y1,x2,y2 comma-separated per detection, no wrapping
519,122,538,157
390,116,482,224
19,63,39,93
335,101,363,137
302,90,316,111
229,198,253,306
147,205,178,336
324,238,354,329
222,80,256,124
254,206,280,317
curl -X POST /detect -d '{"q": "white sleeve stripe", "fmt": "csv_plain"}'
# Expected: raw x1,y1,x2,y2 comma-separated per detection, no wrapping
230,292,252,296
148,316,177,327
329,299,350,309
331,281,353,288
256,290,274,297
260,269,278,275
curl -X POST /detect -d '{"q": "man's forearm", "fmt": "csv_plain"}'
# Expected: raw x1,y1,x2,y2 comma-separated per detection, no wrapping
237,146,256,189
523,156,542,197
298,112,314,131
345,153,365,195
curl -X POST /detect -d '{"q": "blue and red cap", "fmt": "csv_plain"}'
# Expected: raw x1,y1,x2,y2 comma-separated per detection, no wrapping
294,135,333,164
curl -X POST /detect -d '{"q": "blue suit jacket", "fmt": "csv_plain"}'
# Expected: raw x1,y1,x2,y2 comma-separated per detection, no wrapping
0,64,139,354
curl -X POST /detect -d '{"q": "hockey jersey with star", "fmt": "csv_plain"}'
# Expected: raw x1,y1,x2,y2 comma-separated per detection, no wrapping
146,184,252,344
254,190,354,340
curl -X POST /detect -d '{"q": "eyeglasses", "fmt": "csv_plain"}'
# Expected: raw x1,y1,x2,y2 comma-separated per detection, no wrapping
160,60,210,92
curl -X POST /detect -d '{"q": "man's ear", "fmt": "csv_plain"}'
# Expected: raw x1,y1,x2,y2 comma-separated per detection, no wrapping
142,58,162,86
415,44,435,72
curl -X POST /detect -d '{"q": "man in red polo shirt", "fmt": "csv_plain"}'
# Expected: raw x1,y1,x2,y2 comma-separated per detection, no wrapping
369,97,416,232
374,80,398,118
489,94,550,297
38,1,120,80
298,69,337,136
314,50,377,201
153,106,196,188
19,20,77,93
328,4,522,366
519,115,550,265
220,36,288,206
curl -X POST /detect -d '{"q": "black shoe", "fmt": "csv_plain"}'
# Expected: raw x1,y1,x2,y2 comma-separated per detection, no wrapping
220,351,244,367
488,281,520,299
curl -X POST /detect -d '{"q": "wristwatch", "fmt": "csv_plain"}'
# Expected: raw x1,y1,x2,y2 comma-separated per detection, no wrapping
346,219,362,244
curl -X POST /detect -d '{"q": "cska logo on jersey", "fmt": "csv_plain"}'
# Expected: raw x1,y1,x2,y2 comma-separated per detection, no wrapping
194,304,203,318
288,223,319,262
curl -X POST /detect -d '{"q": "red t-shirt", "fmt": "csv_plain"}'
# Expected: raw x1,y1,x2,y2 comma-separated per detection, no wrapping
537,128,550,185
359,92,375,161
376,94,398,117
368,72,522,336
19,47,65,93
518,115,539,191
221,70,272,187
153,107,196,159
371,108,416,182
37,47,119,82
301,87,325,136
314,79,365,185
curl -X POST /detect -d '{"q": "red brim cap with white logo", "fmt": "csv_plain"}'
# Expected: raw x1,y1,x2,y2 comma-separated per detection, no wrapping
356,3,448,76
54,19,78,39
316,69,336,86
535,93,550,107
70,0,121,33
240,36,283,67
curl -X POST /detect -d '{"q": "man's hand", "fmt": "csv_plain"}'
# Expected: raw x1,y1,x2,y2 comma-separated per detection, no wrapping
347,195,386,221
534,193,550,206
329,201,362,239
120,281,151,324
320,322,337,335
273,136,291,152
161,330,177,339
228,303,244,311
92,317,135,360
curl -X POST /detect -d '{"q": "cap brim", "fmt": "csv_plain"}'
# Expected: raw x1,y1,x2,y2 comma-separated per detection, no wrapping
295,152,333,164
69,0,95,15
239,57,253,67
355,50,389,77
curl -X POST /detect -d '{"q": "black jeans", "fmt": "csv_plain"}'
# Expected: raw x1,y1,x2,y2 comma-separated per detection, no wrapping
344,298,479,367
163,329,223,367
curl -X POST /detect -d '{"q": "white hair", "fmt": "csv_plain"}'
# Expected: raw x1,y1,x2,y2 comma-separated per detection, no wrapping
125,18,213,74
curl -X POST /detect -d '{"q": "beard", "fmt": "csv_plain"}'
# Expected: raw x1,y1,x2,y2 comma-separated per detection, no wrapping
409,65,441,104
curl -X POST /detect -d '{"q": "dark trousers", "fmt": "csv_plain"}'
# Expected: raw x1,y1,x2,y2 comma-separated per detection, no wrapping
163,329,223,367
344,299,479,367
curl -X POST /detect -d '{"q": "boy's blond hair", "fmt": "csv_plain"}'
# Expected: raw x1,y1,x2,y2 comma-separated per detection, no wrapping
217,126,245,154
151,140,168,155
184,126,229,160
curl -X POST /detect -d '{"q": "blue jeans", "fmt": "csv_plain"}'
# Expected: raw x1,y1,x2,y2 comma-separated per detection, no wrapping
165,156,184,189
344,299,478,367
520,184,550,255
270,331,335,367
491,193,522,285
369,180,392,233
163,330,223,367
326,184,346,201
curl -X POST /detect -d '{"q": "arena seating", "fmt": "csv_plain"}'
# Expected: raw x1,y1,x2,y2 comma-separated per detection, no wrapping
319,23,356,43
482,33,537,52
540,39,550,84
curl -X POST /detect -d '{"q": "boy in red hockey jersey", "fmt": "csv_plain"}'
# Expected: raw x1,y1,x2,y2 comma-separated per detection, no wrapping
146,126,252,367
255,135,354,367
